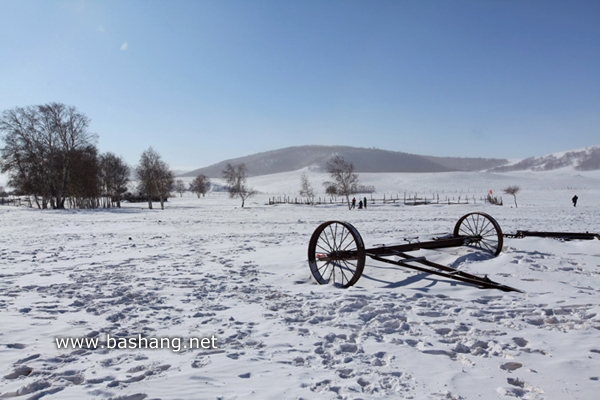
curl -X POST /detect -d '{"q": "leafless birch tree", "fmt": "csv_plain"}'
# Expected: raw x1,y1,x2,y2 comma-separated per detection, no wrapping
503,185,520,208
299,172,315,204
135,147,174,210
99,152,130,208
323,155,360,209
222,163,255,207
174,180,186,197
190,174,211,197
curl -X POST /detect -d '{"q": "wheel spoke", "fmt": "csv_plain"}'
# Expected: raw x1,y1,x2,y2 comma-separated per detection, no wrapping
462,217,476,236
316,242,331,254
339,263,351,285
480,225,497,238
480,240,496,253
317,262,333,282
321,229,335,252
340,229,354,251
328,224,338,250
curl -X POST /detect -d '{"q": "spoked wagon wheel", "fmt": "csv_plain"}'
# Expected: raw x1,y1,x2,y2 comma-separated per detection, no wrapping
453,212,503,256
308,221,366,288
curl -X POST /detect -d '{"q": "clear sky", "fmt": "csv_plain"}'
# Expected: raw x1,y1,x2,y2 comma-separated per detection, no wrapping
1,0,599,171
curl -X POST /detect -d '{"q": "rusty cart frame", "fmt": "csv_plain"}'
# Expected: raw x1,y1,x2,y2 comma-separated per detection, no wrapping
308,212,521,292
505,231,600,241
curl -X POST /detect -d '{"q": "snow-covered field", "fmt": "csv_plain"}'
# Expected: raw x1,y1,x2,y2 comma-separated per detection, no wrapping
1,170,600,400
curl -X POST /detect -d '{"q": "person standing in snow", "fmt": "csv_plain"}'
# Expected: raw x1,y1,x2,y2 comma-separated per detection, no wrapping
351,197,356,209
363,197,367,209
572,195,578,207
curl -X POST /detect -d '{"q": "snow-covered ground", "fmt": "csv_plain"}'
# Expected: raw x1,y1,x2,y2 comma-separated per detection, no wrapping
1,170,600,399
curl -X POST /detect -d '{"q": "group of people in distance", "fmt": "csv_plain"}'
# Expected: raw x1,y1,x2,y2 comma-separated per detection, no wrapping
350,197,368,209
350,195,580,208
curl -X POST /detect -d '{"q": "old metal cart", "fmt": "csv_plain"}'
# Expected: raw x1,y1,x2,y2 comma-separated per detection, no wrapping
308,212,521,292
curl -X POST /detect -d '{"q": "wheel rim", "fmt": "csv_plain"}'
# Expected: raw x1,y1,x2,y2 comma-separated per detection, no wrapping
308,221,365,288
453,212,503,256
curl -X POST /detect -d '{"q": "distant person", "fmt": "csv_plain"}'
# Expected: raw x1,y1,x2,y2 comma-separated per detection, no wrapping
358,200,363,209
572,195,578,207
363,197,367,209
351,197,356,209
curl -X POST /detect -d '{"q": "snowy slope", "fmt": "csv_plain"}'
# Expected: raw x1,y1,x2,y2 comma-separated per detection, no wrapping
1,170,600,399
179,145,509,178
490,146,600,172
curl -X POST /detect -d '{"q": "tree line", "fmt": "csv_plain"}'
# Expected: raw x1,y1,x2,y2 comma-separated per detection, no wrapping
0,102,214,210
0,103,129,209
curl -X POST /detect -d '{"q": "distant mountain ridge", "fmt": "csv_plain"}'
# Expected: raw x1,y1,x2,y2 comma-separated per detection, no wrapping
489,146,600,172
179,145,509,178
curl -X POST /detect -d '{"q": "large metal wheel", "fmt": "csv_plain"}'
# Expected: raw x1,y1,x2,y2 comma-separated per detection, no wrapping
308,221,366,288
453,212,503,256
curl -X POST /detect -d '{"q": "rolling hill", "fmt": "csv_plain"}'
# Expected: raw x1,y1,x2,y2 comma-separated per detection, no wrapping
179,145,509,178
489,146,600,172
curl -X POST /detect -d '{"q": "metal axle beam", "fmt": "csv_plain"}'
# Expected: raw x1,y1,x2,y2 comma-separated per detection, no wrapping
367,251,522,293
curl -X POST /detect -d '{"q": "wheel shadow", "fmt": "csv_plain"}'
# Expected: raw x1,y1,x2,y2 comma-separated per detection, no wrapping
447,249,496,269
358,262,474,291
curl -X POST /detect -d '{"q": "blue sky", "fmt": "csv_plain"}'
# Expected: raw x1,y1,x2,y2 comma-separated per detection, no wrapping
1,0,599,171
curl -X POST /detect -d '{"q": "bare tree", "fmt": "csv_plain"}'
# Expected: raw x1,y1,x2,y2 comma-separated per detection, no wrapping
99,152,130,208
189,174,211,197
503,185,520,208
174,180,186,197
323,155,360,209
67,145,101,208
325,185,338,202
299,172,315,204
222,163,255,207
0,103,98,209
156,166,175,209
135,147,174,210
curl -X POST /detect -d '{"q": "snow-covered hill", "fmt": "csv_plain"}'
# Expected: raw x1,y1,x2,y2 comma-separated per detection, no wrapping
490,146,600,172
179,145,509,178
179,145,600,180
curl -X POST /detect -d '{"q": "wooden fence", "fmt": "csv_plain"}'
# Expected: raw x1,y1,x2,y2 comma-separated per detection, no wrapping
268,193,495,206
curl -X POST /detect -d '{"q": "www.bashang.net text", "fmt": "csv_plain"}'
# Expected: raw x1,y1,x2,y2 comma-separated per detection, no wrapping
55,334,218,353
